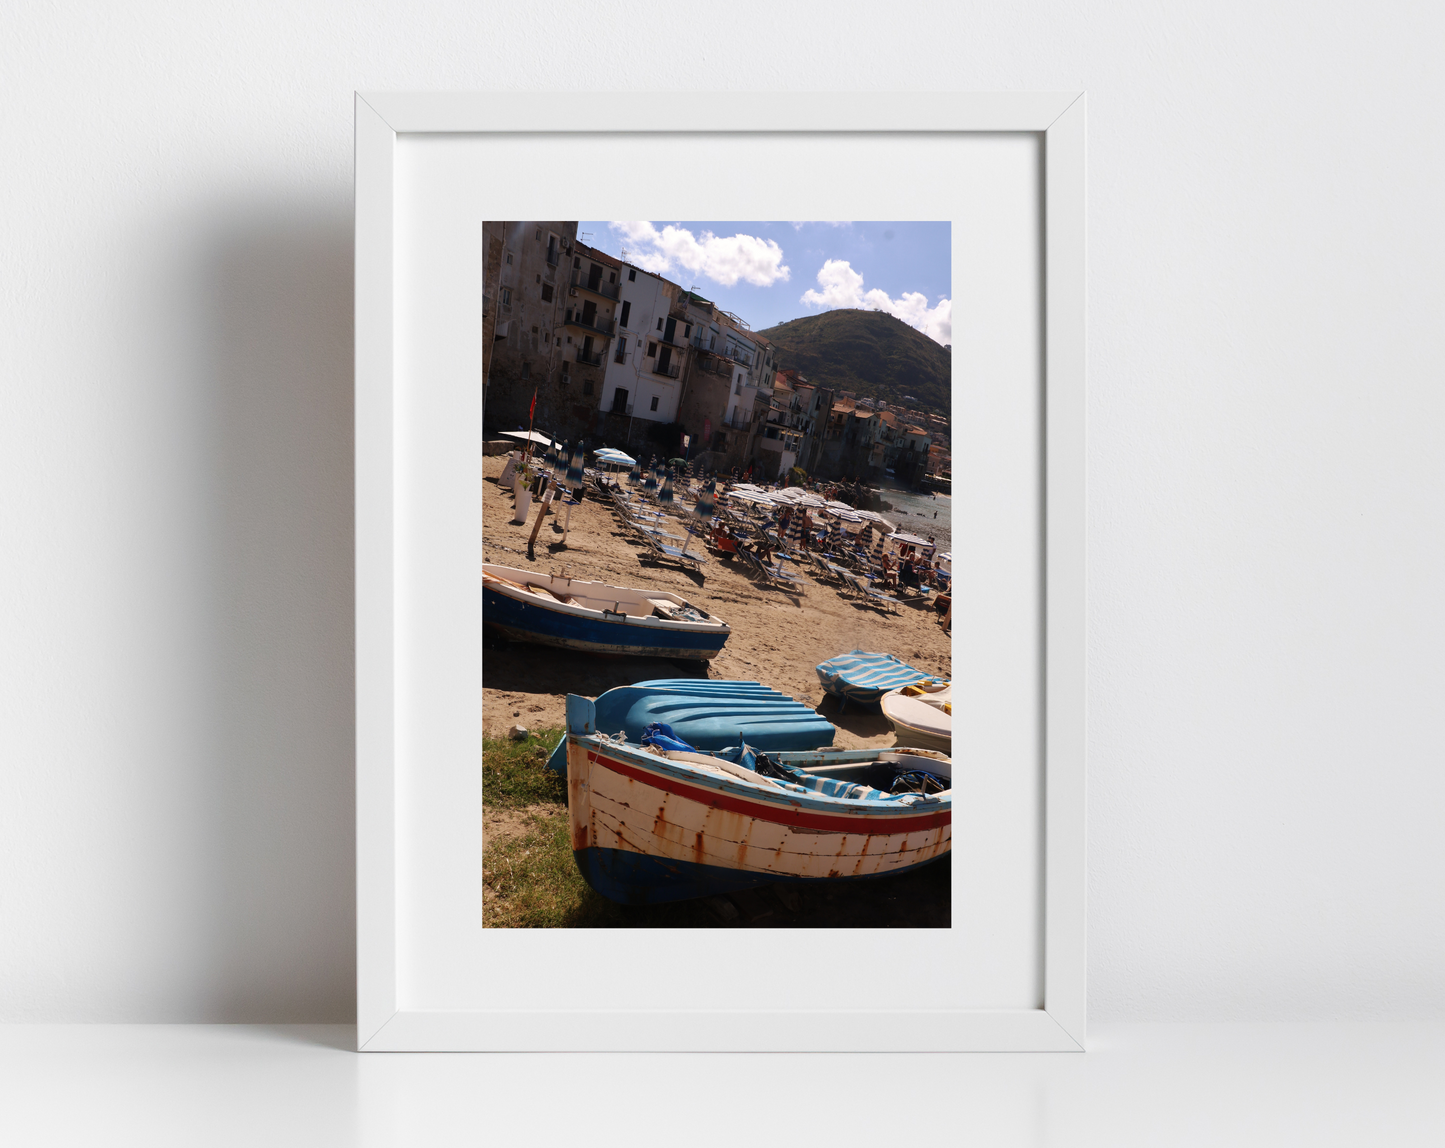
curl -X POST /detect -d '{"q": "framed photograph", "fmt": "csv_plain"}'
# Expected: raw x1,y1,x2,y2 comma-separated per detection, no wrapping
356,92,1085,1051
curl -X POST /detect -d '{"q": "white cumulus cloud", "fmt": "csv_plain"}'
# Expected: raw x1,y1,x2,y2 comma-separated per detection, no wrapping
800,259,952,345
608,221,790,287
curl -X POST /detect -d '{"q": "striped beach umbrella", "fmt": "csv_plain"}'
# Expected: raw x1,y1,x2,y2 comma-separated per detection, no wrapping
558,441,586,544
566,442,585,492
643,458,659,495
628,458,641,484
553,439,569,483
658,467,676,510
870,528,888,565
680,476,715,559
786,504,806,551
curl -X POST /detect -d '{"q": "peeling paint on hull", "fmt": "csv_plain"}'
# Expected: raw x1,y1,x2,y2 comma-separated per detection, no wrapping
567,737,952,905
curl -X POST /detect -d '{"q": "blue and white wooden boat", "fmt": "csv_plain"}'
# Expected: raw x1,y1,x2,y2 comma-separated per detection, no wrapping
543,678,835,775
484,564,730,660
815,650,948,707
565,693,951,904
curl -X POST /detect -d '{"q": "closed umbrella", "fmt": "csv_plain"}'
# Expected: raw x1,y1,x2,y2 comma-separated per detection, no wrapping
870,527,888,566
680,475,715,559
658,467,676,512
786,503,806,551
561,442,586,543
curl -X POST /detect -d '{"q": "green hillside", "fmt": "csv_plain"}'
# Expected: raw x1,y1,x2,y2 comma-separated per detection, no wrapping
758,309,952,419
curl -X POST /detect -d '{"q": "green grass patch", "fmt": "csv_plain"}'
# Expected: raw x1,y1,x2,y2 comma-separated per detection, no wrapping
482,727,567,807
484,810,611,928
482,806,722,928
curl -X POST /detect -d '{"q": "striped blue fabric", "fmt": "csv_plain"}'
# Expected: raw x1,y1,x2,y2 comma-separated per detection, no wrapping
714,744,908,803
815,650,947,705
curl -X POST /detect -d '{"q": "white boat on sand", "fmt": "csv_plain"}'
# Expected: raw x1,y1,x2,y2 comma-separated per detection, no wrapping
880,681,952,754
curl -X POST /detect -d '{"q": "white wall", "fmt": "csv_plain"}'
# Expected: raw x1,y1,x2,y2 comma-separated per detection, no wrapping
2,1,1441,1022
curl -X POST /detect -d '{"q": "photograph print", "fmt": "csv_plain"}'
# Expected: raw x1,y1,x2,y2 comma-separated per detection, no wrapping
481,220,954,928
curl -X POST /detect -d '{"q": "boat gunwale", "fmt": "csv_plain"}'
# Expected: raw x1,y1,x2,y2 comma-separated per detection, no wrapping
572,734,951,822
484,565,729,634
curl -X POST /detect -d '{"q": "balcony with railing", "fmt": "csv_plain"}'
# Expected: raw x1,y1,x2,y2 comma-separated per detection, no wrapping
571,268,621,300
545,247,561,267
613,347,628,364
576,346,605,368
651,356,682,379
564,310,615,337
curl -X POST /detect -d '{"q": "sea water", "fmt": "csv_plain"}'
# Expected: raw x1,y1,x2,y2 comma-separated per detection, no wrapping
876,484,952,555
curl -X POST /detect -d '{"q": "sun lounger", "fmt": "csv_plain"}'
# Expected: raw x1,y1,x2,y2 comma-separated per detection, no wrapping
640,533,706,575
635,523,685,542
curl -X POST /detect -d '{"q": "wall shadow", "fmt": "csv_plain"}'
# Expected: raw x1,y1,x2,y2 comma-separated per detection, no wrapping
194,203,355,1021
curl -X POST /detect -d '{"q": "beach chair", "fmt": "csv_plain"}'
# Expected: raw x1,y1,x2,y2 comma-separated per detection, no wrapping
643,534,706,577
635,522,686,542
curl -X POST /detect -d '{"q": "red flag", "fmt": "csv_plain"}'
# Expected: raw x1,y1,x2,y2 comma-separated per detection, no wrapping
528,388,537,420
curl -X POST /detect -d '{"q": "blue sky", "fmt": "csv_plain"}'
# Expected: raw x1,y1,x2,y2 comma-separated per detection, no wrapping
576,221,952,345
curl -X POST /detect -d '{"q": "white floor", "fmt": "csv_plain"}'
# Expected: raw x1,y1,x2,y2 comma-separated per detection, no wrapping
2,1023,1441,1146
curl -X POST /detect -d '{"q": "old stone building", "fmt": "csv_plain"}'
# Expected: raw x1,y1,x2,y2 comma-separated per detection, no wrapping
482,221,577,437
596,261,689,453
675,293,775,474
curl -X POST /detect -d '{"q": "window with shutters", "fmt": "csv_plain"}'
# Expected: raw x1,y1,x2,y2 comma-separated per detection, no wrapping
520,361,530,379
628,269,636,281
583,379,593,395
619,300,631,328
649,396,659,412
541,283,553,302
505,252,512,264
647,342,657,357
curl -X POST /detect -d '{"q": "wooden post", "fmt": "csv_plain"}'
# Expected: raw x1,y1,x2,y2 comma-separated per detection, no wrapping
526,489,554,559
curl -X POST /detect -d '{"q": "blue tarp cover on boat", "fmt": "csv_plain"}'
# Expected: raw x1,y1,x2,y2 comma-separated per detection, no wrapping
544,679,835,774
815,650,946,707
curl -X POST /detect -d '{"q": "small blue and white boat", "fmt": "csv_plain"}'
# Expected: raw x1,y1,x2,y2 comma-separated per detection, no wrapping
564,693,952,904
543,678,835,775
484,564,730,660
815,650,948,707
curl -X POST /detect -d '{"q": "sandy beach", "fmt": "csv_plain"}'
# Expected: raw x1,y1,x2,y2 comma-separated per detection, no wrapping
482,453,952,745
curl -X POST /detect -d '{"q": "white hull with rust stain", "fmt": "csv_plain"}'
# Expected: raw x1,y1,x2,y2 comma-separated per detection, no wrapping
566,740,951,885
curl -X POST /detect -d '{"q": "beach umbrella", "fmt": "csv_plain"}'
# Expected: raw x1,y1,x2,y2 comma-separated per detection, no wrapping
658,467,676,511
680,475,716,559
855,522,874,559
553,439,569,483
643,458,659,496
566,443,585,491
787,504,806,550
628,457,641,484
561,441,586,543
870,528,888,566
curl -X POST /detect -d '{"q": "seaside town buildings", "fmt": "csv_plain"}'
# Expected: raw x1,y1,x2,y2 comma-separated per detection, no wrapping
483,220,951,484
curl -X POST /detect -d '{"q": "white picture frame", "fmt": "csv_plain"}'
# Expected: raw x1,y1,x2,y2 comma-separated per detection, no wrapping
355,92,1086,1052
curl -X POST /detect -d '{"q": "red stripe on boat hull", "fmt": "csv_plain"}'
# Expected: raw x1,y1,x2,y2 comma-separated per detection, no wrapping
587,750,950,835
